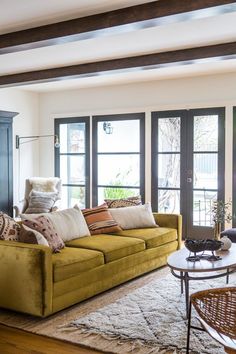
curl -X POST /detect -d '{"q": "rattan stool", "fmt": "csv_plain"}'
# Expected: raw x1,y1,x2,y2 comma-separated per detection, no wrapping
186,287,236,353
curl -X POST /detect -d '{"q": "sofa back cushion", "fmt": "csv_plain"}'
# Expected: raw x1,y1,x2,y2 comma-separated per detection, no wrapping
82,203,122,235
109,203,157,230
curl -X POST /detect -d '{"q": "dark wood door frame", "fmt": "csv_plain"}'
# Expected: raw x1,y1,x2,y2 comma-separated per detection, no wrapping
152,107,225,238
0,0,233,54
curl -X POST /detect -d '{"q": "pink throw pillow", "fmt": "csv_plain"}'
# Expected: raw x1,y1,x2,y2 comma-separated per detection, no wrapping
23,215,64,253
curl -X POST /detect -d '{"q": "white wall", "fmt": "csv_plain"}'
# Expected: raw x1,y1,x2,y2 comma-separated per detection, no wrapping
0,88,39,205
39,72,236,208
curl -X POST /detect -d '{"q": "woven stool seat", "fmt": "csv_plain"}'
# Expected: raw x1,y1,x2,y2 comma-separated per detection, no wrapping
187,287,236,353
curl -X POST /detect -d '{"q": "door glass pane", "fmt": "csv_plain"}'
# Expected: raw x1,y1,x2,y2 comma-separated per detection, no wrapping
158,189,180,213
98,120,139,153
193,153,217,189
98,155,139,186
158,117,180,152
158,154,180,188
60,123,86,153
193,191,217,226
61,186,85,209
98,187,140,204
194,115,218,151
60,155,85,184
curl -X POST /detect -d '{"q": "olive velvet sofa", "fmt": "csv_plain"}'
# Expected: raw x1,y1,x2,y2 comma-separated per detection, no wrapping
0,213,182,317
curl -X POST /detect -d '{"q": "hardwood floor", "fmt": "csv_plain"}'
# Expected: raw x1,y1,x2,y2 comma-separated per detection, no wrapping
0,324,103,354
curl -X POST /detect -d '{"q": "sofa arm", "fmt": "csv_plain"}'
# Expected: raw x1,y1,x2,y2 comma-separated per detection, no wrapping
0,241,53,317
153,213,182,249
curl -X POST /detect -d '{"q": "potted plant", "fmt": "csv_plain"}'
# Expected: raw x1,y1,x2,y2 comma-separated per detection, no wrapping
211,200,232,240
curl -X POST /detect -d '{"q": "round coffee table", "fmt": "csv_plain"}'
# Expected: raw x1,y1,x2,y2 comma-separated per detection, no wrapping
167,244,236,316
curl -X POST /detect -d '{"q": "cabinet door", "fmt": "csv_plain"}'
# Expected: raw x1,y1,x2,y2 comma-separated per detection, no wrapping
0,111,17,216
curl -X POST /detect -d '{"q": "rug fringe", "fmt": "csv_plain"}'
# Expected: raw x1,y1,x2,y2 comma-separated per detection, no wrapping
59,322,183,353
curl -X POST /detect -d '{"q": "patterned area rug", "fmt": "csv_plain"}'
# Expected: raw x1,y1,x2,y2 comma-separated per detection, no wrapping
0,268,234,354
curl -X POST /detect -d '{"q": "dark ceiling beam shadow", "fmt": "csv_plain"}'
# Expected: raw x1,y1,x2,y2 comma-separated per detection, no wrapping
0,0,235,54
1,41,236,87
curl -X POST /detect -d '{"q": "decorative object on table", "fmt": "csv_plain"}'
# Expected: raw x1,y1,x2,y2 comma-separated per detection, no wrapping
211,200,232,240
185,239,223,262
221,228,236,243
220,235,232,250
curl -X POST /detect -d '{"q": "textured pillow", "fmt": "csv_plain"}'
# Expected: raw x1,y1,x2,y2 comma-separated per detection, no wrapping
25,190,57,214
23,216,64,253
109,203,157,230
105,196,142,208
21,207,90,242
19,224,49,246
0,212,20,241
82,203,122,235
29,177,59,193
48,207,90,242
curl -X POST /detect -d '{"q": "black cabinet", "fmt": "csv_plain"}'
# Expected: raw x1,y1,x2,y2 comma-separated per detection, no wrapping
0,110,18,216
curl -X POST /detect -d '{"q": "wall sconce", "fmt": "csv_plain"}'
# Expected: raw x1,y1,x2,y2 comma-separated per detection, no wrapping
16,134,60,149
103,122,113,134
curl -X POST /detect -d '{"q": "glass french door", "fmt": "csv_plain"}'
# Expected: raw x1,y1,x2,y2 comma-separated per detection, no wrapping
152,108,225,239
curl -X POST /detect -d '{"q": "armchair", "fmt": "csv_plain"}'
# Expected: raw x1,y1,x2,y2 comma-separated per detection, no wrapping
14,177,62,217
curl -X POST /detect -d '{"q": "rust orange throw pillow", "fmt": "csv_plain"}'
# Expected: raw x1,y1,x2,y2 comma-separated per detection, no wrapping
82,203,122,235
23,215,64,253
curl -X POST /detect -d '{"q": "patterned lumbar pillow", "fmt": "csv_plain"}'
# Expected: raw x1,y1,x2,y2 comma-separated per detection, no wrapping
0,212,21,241
19,224,49,246
82,203,122,235
23,215,64,253
109,203,157,230
104,196,142,208
25,190,57,214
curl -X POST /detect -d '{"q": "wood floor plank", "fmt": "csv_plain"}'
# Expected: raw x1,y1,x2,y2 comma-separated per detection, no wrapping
0,324,103,354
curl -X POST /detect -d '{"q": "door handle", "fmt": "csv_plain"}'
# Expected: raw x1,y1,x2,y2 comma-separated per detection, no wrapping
187,177,192,183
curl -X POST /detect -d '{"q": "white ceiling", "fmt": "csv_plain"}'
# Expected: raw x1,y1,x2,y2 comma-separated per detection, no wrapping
0,0,152,33
1,1,236,92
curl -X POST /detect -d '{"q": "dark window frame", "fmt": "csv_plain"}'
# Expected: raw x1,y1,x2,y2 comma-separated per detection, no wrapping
55,116,90,208
233,107,236,226
92,113,145,206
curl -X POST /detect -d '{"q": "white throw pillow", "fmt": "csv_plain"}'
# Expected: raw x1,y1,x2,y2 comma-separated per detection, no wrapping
109,203,157,230
21,207,90,242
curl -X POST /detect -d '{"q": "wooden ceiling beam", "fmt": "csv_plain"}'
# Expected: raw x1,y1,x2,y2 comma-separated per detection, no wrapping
0,0,235,54
1,41,236,87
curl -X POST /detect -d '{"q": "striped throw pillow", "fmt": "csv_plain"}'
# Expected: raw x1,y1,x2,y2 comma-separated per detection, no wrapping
82,203,122,235
104,196,142,208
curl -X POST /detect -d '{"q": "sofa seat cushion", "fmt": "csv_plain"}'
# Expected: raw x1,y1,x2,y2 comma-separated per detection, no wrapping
53,247,104,282
112,228,177,249
66,235,145,263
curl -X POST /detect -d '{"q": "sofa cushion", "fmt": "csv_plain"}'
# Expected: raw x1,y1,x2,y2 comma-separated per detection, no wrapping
53,247,104,282
82,204,122,235
109,203,157,229
105,196,142,208
113,228,177,249
66,235,145,263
